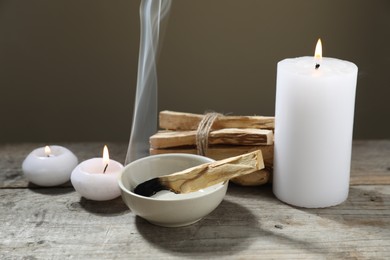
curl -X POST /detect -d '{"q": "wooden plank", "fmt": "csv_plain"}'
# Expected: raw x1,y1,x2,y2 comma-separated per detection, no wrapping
1,185,389,259
1,141,389,188
350,140,390,185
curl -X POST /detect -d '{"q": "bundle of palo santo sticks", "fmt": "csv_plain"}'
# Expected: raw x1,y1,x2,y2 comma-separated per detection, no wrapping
149,111,275,186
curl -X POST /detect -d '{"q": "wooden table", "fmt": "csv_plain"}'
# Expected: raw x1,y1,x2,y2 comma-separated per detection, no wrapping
1,141,389,259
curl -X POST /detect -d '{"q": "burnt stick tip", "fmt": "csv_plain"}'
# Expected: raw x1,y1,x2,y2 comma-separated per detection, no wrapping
133,177,168,197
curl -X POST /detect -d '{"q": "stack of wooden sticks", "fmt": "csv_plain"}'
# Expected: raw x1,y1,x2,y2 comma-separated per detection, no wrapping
149,111,275,186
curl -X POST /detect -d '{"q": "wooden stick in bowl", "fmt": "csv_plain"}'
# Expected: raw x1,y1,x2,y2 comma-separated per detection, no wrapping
134,150,264,197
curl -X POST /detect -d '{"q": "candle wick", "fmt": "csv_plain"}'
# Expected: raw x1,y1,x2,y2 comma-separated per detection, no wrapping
103,164,108,174
315,63,320,69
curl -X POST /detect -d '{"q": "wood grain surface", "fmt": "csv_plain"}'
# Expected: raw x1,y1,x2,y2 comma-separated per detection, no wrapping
1,141,390,259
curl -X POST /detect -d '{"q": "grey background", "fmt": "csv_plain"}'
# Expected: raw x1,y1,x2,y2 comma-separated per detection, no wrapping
0,0,389,143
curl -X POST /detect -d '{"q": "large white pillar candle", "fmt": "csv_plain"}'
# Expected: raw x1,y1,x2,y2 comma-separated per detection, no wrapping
273,39,358,208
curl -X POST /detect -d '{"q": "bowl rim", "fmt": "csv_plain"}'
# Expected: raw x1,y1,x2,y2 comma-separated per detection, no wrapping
118,153,228,201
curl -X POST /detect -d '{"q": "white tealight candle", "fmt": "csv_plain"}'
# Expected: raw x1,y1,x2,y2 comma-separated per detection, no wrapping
22,145,78,186
71,145,123,201
273,39,358,208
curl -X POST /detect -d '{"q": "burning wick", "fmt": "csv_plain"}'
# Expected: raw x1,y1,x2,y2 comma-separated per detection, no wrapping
102,145,110,174
314,38,322,70
44,146,52,157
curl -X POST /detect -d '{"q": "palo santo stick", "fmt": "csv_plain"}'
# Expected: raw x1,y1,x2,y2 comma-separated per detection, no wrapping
150,145,274,186
150,128,273,149
150,145,274,167
231,167,271,186
134,150,264,197
159,110,275,130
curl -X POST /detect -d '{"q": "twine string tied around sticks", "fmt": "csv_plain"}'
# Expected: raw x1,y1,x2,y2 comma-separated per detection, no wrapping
196,112,222,156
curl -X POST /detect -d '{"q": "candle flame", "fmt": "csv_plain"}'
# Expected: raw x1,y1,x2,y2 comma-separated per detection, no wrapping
314,38,322,59
44,146,51,156
103,145,110,165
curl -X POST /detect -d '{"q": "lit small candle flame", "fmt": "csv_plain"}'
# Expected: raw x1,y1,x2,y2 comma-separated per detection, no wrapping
44,146,51,157
103,145,109,173
314,38,322,69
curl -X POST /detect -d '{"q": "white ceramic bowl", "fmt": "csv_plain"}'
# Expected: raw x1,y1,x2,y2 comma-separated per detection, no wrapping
118,154,228,227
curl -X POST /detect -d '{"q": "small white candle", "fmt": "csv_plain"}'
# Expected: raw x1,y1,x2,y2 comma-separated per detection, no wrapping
71,145,123,201
22,145,78,186
273,39,358,208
